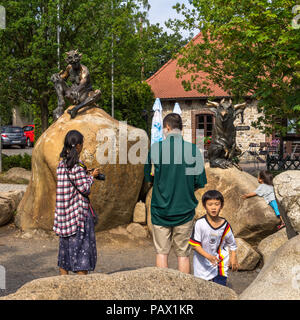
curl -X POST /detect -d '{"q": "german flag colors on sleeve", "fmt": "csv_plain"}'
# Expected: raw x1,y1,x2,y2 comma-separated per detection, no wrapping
189,238,201,247
217,223,231,276
189,221,201,247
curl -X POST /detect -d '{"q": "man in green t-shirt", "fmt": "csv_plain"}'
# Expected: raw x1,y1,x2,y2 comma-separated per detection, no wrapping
144,113,207,274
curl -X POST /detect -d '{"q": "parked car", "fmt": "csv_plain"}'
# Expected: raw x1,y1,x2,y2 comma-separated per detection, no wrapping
1,126,27,148
23,124,35,147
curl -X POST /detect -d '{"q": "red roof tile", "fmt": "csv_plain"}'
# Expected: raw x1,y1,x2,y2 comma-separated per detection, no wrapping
146,32,230,99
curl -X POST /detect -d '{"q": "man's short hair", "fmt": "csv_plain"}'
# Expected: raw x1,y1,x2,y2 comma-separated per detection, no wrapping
202,190,224,208
163,113,183,131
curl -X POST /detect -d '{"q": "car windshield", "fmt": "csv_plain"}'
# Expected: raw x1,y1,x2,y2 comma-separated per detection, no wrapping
2,127,23,133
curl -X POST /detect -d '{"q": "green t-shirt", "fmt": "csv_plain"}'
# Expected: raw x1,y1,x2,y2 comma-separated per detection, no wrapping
144,133,207,227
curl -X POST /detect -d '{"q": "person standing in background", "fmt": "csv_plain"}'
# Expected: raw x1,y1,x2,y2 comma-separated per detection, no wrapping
144,113,207,274
53,130,100,275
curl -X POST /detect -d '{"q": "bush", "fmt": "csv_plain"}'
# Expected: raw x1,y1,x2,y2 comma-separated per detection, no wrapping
1,153,32,171
99,79,155,131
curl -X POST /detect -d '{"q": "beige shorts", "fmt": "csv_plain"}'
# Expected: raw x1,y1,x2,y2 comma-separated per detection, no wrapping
152,219,194,257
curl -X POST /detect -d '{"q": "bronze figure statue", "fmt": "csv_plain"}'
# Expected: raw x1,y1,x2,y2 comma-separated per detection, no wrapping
51,50,101,120
206,98,247,169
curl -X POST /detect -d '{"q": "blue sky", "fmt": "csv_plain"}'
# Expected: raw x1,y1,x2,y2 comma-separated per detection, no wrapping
147,0,196,37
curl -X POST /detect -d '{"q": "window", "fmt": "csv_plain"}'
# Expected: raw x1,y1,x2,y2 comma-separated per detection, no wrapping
192,110,215,145
196,114,214,137
3,127,23,133
287,119,298,134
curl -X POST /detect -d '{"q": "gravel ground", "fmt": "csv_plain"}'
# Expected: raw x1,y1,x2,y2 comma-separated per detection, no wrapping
0,161,262,299
0,223,259,299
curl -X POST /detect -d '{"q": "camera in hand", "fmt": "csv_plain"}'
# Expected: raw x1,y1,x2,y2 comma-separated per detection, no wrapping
89,168,105,181
95,173,105,181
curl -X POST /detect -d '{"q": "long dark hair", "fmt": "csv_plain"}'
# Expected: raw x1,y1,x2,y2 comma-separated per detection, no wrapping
60,130,84,169
258,170,274,186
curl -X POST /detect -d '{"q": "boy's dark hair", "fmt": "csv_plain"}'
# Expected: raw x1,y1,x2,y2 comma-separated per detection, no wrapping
60,130,84,169
258,170,274,186
163,113,183,131
202,190,224,208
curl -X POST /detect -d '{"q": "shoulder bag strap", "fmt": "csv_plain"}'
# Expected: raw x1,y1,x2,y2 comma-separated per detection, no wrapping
65,166,90,203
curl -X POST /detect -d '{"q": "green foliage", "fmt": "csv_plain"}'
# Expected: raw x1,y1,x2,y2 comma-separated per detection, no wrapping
204,136,212,145
2,153,32,171
173,0,300,136
0,0,187,132
115,80,155,130
0,104,12,125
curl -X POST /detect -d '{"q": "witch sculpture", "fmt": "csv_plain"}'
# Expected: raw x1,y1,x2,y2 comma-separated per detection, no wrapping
206,98,247,169
51,50,101,120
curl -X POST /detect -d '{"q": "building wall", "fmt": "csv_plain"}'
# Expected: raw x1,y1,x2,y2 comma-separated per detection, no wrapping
160,99,266,157
233,100,266,153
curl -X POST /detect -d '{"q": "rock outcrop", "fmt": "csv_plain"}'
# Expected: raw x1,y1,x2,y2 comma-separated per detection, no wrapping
146,165,279,245
2,167,31,184
1,267,238,300
257,228,288,264
240,235,300,300
273,170,300,233
15,106,146,232
133,201,146,224
234,238,261,271
126,223,149,238
0,190,25,226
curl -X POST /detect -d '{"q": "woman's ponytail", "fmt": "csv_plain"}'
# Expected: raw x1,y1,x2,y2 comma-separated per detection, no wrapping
60,130,84,169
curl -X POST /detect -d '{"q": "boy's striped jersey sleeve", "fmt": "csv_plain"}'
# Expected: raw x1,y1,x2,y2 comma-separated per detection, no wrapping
189,220,201,247
224,223,237,251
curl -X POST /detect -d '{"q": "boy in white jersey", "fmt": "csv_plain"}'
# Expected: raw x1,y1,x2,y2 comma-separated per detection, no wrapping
189,190,239,286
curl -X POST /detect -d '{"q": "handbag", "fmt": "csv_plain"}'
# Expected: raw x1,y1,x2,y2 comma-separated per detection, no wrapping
65,167,99,226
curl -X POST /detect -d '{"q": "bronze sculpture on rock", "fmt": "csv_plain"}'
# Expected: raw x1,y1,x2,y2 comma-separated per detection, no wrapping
51,50,101,120
206,98,247,169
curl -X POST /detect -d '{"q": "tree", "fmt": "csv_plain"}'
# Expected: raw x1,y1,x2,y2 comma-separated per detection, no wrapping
0,0,99,131
0,0,188,133
172,0,300,137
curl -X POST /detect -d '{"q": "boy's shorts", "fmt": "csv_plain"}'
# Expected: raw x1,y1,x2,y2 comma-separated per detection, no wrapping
152,219,194,257
209,275,227,287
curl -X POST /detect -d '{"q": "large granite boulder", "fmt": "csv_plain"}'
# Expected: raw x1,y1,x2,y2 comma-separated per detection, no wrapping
240,235,300,300
126,223,149,238
146,165,278,245
195,165,279,245
257,228,288,264
2,167,31,184
133,201,146,224
273,170,300,233
234,238,261,271
0,190,25,226
1,267,238,300
15,107,146,232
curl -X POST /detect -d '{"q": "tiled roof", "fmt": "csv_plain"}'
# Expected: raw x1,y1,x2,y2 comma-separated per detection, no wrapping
146,32,230,99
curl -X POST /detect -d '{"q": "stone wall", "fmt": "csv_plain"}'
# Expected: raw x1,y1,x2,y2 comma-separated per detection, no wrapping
234,100,266,156
161,99,266,157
